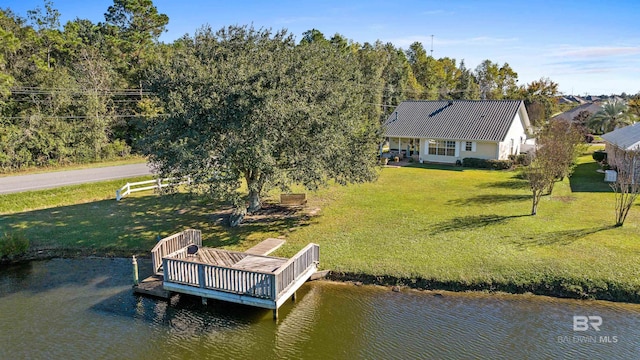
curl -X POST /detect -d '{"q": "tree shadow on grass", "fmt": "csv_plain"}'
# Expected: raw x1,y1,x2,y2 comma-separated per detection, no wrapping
478,179,529,190
569,162,612,193
402,163,464,172
510,226,615,248
447,194,531,206
429,214,529,235
0,193,308,253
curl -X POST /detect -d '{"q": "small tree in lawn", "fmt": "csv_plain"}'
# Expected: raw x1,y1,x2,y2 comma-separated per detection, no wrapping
538,119,584,194
523,119,583,215
523,153,554,215
608,146,640,226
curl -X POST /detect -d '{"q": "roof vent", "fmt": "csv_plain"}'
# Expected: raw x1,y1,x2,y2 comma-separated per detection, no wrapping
448,100,454,106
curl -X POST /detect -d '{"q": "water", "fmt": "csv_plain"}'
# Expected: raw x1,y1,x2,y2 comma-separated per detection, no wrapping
0,258,638,359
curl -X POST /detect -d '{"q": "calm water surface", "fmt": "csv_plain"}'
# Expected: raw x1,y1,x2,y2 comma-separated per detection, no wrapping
0,258,638,359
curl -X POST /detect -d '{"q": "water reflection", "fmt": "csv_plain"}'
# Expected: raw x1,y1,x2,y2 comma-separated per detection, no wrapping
0,258,639,359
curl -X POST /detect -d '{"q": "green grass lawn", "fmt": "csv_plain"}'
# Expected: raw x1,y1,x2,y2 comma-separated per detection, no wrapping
1,150,639,301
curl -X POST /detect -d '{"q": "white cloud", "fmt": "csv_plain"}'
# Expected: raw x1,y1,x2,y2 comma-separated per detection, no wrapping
553,46,640,58
388,35,518,49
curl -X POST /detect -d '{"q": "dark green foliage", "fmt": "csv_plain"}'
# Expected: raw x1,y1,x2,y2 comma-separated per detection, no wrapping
0,2,161,172
592,150,607,163
144,25,380,224
463,157,513,170
1,1,563,177
509,154,531,166
0,232,29,259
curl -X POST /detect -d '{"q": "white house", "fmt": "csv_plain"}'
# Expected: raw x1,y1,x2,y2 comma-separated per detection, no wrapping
382,100,532,164
601,122,640,182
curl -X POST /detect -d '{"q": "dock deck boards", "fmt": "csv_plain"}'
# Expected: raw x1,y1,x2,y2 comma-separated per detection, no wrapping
196,248,245,267
232,255,286,272
245,238,285,256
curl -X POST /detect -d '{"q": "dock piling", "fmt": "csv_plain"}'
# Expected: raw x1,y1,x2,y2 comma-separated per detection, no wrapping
132,255,139,286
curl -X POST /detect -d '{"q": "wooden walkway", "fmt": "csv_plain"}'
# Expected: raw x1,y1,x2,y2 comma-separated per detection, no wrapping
134,230,319,319
245,238,285,255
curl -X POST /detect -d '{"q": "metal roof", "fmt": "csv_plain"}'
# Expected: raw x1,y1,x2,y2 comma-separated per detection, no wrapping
551,102,602,122
601,122,640,150
383,100,528,142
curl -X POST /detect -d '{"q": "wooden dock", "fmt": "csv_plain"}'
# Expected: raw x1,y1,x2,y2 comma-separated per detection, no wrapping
134,230,319,319
133,275,170,299
245,238,285,256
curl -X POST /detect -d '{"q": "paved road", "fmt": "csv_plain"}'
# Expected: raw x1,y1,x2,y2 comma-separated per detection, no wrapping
0,163,153,195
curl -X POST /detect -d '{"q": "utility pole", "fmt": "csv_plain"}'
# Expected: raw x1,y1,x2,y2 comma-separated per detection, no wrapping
430,35,434,57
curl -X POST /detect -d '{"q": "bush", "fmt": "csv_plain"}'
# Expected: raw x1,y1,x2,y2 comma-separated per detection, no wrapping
487,159,514,170
585,134,594,143
101,139,131,160
592,150,607,163
509,154,531,166
0,232,29,259
463,157,513,170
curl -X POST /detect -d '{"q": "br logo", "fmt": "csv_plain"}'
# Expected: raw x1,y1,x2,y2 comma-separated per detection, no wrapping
573,315,602,331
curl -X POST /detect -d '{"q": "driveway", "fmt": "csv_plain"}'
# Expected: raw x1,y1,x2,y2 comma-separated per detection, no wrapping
0,163,153,195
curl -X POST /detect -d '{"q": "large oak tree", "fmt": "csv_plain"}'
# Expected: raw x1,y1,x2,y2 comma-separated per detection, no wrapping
143,25,380,225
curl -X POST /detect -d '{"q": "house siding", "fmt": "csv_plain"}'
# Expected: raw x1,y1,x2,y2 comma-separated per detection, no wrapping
462,141,498,160
497,111,526,160
419,139,499,164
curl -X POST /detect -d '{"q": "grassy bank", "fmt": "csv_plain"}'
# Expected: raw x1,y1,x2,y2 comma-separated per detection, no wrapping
1,149,639,302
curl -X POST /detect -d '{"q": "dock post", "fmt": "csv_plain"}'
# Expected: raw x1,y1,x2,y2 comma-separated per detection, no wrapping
292,292,296,302
273,308,278,320
202,297,208,306
132,255,139,286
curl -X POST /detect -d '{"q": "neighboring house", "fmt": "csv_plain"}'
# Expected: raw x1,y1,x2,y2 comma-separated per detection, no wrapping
382,100,532,164
567,95,588,104
551,102,602,122
601,122,640,179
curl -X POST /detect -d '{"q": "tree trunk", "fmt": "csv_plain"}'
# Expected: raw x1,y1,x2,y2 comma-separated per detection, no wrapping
531,190,540,215
247,189,261,213
245,170,265,213
229,206,246,227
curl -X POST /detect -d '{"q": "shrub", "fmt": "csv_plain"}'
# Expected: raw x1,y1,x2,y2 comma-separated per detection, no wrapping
101,139,131,160
487,159,514,170
592,150,607,163
462,157,513,170
585,134,594,143
0,232,30,259
462,157,487,168
509,154,531,166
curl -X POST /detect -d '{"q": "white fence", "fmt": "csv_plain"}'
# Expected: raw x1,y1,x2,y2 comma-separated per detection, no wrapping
116,177,190,200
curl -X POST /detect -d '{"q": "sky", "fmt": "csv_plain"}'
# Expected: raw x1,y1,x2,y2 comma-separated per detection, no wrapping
4,0,640,95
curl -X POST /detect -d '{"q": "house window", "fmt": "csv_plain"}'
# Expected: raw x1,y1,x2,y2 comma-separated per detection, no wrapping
465,141,472,151
428,140,456,156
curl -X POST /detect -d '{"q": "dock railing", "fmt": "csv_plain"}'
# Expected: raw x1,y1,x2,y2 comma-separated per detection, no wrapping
163,258,277,299
152,229,202,275
116,176,191,200
274,243,319,296
161,242,319,302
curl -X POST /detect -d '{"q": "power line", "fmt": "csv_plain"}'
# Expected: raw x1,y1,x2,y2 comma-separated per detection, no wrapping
1,114,167,120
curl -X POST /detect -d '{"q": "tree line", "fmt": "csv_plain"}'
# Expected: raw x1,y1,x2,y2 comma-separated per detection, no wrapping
1,0,567,173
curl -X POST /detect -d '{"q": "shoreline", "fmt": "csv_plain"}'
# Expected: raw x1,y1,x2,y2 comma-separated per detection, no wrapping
3,249,639,304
